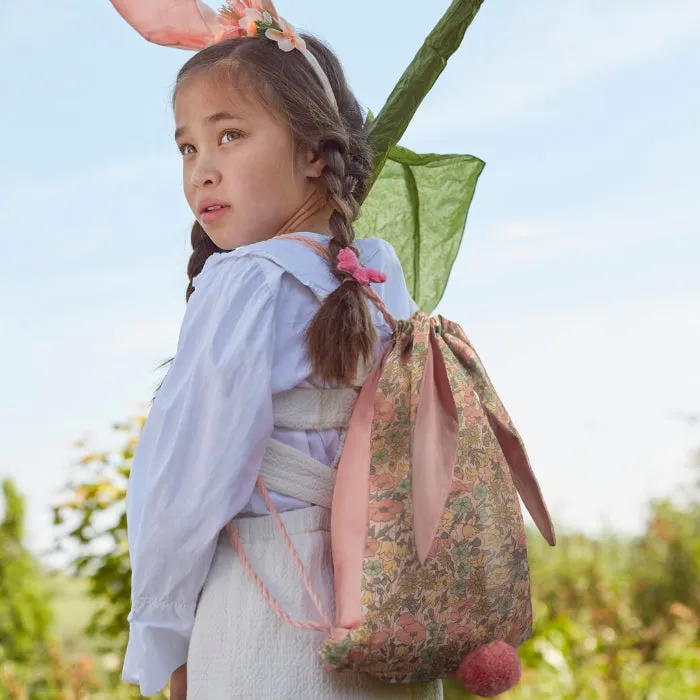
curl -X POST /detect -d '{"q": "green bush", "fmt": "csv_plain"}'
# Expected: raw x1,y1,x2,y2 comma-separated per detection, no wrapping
35,421,700,698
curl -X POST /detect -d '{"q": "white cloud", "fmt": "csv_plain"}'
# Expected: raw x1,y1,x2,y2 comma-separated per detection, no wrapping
462,201,695,272
410,0,700,130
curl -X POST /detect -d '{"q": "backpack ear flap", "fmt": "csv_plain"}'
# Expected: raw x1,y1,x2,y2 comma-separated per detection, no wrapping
483,408,556,546
412,331,459,564
439,316,556,546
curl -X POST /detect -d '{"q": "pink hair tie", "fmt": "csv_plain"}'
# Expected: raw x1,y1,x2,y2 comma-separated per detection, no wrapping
336,247,387,287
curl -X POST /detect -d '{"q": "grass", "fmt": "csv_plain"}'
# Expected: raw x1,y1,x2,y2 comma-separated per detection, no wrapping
43,570,123,676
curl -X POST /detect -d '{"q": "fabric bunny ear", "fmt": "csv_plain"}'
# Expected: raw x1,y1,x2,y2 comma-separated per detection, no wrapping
109,0,228,51
108,0,339,111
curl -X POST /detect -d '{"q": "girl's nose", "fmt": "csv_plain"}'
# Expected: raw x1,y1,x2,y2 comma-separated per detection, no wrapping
191,158,222,189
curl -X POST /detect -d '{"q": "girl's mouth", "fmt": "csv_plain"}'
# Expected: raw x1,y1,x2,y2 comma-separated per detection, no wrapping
200,205,230,225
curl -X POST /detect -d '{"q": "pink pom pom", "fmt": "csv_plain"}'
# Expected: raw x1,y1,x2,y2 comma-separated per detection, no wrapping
456,641,522,698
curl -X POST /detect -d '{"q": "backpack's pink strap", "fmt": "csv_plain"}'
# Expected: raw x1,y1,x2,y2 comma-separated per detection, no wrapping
330,345,390,629
412,331,459,564
279,233,331,261
277,233,397,330
363,286,397,332
226,477,334,632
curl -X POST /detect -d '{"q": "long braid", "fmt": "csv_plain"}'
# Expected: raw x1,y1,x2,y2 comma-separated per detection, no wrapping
186,222,223,301
305,139,375,385
323,145,359,260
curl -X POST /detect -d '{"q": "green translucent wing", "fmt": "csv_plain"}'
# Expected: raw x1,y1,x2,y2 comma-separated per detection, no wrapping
357,0,486,311
366,0,484,189
357,144,484,314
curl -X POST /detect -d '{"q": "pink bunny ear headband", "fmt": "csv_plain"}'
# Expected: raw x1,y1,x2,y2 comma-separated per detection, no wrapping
109,0,338,111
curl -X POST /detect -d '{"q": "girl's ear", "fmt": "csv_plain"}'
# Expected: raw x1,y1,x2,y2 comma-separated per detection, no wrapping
304,143,327,179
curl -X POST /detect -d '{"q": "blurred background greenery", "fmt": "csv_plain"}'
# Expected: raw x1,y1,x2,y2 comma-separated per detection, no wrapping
1,416,699,699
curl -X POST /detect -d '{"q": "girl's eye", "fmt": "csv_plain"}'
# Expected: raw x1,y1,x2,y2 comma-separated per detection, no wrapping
177,130,241,156
221,130,242,144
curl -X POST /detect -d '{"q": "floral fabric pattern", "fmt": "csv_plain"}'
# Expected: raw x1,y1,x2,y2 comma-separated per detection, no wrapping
319,312,537,682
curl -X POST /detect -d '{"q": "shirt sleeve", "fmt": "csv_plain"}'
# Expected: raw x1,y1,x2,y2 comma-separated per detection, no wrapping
382,240,420,317
121,253,278,696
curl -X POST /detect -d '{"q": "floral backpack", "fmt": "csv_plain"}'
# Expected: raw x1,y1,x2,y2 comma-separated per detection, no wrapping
227,234,556,697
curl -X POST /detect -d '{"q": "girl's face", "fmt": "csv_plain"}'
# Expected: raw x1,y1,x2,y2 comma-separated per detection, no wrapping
174,73,329,250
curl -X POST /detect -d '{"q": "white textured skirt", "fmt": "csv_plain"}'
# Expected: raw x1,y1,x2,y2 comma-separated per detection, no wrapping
187,505,443,699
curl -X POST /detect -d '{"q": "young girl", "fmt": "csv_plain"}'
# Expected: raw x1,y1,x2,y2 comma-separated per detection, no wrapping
119,6,444,699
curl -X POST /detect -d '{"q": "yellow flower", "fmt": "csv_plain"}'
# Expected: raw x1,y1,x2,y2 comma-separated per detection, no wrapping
462,524,478,539
424,589,439,607
382,559,397,577
436,574,452,591
353,627,372,644
436,608,452,624
440,510,454,528
395,462,409,478
361,590,373,606
394,645,409,659
365,609,380,623
377,541,396,560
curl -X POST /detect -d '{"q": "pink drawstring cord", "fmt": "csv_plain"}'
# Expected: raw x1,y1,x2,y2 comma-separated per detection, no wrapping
226,477,334,633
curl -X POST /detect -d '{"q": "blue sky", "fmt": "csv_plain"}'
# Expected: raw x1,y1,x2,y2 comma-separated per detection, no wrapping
1,0,699,561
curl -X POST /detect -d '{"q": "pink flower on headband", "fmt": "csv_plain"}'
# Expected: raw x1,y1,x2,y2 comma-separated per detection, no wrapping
239,7,271,37
337,248,387,286
220,2,304,51
219,0,278,37
265,17,306,52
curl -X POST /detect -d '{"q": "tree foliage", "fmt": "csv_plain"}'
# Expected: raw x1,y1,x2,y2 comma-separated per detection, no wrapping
0,479,53,668
0,480,105,699
51,419,156,698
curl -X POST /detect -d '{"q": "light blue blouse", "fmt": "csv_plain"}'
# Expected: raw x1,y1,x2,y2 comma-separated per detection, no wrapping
121,232,418,695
